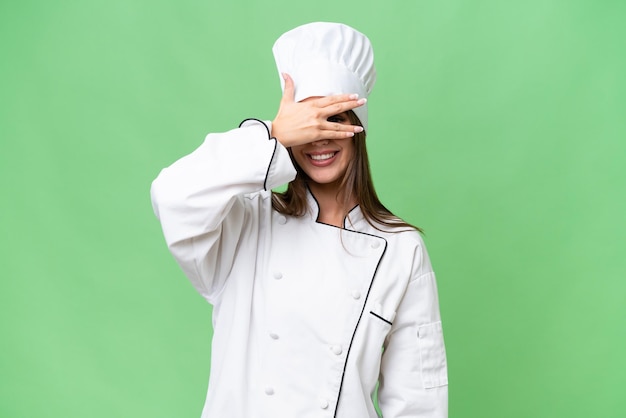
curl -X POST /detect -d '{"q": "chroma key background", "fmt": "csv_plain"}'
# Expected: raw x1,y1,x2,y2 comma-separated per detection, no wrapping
1,1,624,417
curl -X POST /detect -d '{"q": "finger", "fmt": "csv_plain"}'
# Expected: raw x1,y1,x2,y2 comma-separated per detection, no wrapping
317,98,367,118
281,73,295,104
320,121,364,134
316,130,359,140
315,94,365,108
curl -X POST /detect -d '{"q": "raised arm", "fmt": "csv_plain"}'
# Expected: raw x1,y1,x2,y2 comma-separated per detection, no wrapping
151,76,367,303
150,120,296,302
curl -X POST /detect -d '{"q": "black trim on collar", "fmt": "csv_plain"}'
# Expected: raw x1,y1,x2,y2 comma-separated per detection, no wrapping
344,204,361,229
307,188,323,223
238,118,277,192
307,188,362,228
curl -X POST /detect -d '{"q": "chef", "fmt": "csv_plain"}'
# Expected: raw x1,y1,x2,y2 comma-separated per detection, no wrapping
151,22,448,418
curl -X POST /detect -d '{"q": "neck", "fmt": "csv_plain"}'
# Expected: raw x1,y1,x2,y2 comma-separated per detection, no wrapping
308,182,357,228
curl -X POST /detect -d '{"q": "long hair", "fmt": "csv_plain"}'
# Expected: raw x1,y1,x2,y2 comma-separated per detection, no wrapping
271,110,421,233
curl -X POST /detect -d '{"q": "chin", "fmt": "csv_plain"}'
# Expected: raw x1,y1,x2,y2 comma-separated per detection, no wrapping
307,173,342,185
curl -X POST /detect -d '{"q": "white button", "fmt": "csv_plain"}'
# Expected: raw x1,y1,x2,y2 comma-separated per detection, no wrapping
278,216,287,225
371,240,380,249
331,345,342,355
319,398,329,409
351,291,361,300
265,387,274,395
273,271,283,280
269,332,279,340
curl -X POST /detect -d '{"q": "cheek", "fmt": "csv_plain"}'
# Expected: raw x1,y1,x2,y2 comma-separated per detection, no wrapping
290,147,307,167
342,143,356,164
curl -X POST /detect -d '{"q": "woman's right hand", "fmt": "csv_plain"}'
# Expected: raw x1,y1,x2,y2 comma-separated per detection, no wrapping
271,73,366,148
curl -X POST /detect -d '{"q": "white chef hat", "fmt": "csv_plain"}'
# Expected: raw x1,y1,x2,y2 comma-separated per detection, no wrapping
272,22,376,131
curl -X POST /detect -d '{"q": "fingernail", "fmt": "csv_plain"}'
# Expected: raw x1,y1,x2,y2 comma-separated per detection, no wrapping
349,94,359,100
354,126,364,133
357,98,367,105
346,132,355,137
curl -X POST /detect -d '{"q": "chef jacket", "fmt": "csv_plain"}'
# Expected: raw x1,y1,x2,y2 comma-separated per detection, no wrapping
151,119,448,418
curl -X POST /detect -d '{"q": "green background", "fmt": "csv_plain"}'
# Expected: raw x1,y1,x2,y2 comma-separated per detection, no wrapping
2,1,625,417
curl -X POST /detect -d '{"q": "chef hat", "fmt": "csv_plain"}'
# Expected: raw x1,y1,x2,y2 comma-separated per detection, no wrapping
273,22,376,131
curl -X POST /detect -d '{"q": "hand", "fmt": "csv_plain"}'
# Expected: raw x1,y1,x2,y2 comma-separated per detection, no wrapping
271,73,366,148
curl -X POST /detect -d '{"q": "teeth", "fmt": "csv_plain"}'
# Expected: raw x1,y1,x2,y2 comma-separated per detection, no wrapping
310,152,336,161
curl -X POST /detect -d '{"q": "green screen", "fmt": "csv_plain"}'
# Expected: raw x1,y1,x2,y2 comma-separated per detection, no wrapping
2,1,624,417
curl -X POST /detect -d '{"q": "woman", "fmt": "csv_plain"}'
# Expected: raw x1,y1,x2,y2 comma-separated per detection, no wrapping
151,22,448,418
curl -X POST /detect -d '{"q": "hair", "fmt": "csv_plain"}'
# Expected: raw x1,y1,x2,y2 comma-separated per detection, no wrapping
271,110,421,233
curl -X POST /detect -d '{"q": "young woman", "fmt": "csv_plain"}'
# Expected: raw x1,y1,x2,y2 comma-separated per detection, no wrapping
151,22,448,418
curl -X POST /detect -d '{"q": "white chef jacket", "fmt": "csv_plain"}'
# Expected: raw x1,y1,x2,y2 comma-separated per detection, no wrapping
151,119,448,418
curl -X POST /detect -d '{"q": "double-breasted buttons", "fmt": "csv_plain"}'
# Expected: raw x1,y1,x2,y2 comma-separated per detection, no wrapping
277,216,287,225
371,240,380,249
319,398,329,409
269,332,279,340
330,345,343,356
351,290,361,300
264,387,274,396
273,271,283,280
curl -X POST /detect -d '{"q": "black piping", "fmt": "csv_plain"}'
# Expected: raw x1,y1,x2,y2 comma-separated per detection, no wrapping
307,187,360,228
369,311,393,326
303,184,389,416
306,188,388,416
236,119,390,414
238,118,278,192
238,118,271,136
332,238,387,417
343,204,360,229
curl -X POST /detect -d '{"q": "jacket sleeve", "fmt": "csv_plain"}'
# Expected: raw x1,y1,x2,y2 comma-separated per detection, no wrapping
377,240,448,417
150,119,297,303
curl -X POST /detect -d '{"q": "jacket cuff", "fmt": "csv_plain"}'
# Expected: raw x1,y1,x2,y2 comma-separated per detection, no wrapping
239,118,296,191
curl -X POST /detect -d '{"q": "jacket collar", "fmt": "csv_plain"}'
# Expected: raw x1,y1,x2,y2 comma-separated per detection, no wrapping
305,188,366,231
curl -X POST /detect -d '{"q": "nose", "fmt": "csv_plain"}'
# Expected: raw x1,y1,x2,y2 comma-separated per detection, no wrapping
311,138,330,146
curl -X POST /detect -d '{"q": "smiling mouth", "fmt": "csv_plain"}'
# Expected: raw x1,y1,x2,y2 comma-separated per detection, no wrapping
309,152,337,161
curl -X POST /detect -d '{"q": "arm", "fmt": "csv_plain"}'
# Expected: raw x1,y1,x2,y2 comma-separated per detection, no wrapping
151,75,366,302
378,244,448,417
150,120,296,302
